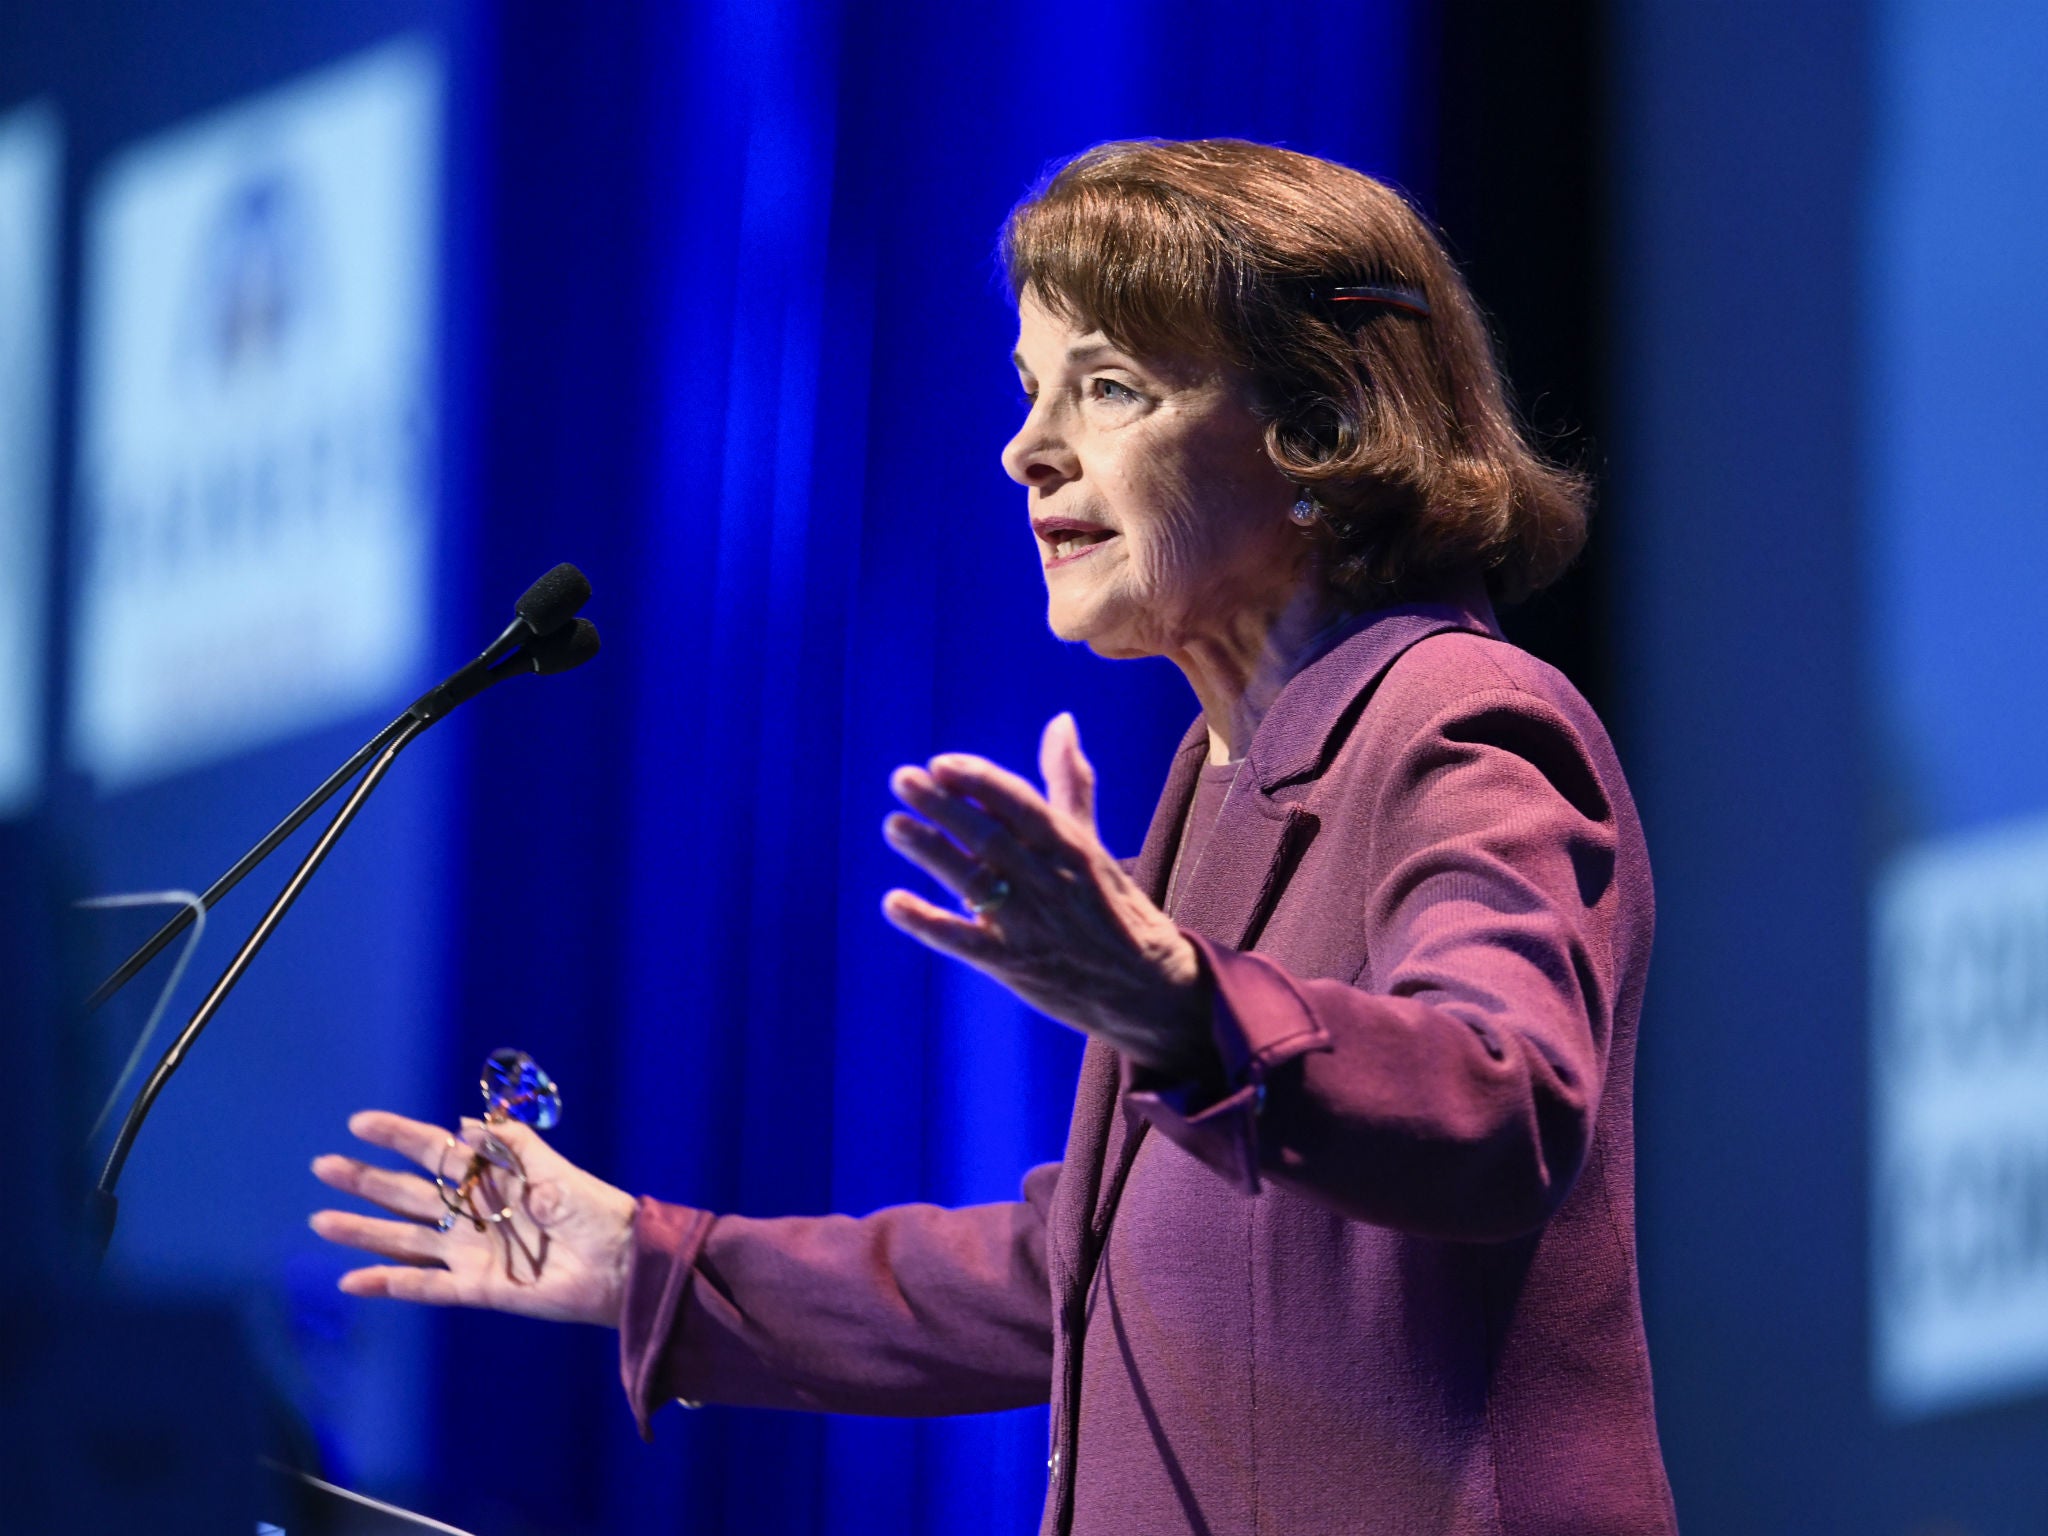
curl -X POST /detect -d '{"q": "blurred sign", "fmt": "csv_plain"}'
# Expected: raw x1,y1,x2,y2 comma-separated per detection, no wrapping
1873,815,2048,1416
70,39,441,791
0,102,61,817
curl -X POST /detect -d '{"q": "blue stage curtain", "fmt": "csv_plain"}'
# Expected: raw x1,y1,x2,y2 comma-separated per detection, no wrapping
437,3,1421,1530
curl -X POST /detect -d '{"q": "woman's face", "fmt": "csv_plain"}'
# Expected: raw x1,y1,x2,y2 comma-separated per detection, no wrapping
1002,291,1307,661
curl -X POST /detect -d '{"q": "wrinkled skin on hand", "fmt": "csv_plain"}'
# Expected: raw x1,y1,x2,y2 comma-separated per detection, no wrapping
882,712,1214,1080
311,1110,636,1327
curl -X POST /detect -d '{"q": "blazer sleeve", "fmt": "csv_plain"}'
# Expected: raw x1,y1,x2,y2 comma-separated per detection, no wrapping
618,1161,1058,1435
1125,678,1640,1243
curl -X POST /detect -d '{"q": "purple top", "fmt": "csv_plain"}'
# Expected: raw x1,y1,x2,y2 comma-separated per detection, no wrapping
1162,758,1248,919
618,581,1677,1535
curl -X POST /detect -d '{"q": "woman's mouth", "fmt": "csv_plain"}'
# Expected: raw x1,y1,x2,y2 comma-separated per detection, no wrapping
1042,527,1119,568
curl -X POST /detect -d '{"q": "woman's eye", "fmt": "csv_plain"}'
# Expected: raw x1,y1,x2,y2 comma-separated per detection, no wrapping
1092,378,1141,404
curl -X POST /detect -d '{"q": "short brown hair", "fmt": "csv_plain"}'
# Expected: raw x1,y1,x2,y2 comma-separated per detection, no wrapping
1000,139,1586,605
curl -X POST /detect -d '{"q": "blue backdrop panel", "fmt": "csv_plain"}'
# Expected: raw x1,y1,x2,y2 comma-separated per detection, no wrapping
1614,1,2048,1530
1861,0,2048,1456
1610,1,1875,1523
1867,0,2048,842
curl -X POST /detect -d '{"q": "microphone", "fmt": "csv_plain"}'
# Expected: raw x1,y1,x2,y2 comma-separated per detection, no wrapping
86,567,600,1264
407,564,593,722
514,563,593,638
524,616,601,674
470,561,592,669
85,566,593,1015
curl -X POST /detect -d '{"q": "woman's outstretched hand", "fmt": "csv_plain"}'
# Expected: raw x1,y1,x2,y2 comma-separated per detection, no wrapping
883,713,1214,1078
310,1110,636,1328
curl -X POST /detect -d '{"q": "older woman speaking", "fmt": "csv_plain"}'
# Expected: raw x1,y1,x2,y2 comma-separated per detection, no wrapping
312,140,1676,1535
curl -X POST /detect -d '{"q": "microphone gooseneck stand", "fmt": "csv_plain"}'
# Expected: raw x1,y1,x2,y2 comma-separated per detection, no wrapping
85,580,600,1268
83,718,409,1014
86,714,432,1261
82,563,591,1019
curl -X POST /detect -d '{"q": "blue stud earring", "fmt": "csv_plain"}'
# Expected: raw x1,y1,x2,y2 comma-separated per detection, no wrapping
1289,491,1319,526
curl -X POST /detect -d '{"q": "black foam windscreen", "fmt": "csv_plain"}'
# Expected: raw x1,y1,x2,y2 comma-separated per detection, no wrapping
514,563,591,636
527,617,600,675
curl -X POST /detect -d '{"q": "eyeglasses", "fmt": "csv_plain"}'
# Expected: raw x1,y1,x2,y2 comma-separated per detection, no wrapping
432,1049,562,1283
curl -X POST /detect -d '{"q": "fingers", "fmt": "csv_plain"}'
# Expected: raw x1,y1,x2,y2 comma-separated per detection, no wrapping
1039,713,1097,830
312,1153,443,1223
890,766,1018,862
338,1265,469,1305
882,810,982,900
926,754,1059,846
890,735,1096,870
346,1110,466,1176
882,889,1002,962
309,1209,448,1267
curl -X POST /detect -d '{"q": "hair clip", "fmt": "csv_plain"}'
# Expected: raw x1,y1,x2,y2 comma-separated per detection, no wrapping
1312,284,1431,318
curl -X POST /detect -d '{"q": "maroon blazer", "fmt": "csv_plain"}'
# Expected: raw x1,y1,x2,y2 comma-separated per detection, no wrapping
620,583,1677,1535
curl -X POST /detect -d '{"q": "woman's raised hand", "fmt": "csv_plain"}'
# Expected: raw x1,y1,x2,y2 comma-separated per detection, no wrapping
882,713,1213,1077
310,1110,636,1328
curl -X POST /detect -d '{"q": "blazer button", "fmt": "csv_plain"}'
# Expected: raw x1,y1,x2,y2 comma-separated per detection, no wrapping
1048,1446,1062,1476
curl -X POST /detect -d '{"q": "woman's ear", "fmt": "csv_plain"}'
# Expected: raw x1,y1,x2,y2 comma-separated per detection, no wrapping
1039,713,1098,833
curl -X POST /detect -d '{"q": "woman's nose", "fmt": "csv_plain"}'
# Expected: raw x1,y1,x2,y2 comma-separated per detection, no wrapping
1001,411,1074,489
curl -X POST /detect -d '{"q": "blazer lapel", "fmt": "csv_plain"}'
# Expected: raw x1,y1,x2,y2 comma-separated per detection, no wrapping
1128,725,1208,903
1144,578,1499,950
1169,791,1319,954
1084,787,1308,1240
1047,1040,1119,1296
1246,577,1503,789
1162,588,1498,947
1050,728,1206,1284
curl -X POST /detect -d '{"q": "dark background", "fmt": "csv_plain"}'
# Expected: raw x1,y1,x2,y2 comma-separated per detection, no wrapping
3,2,2043,1532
